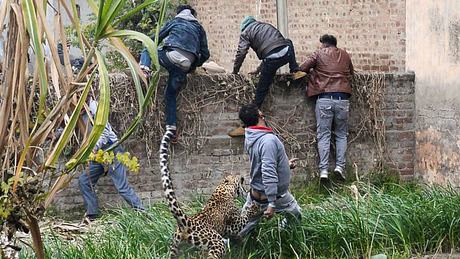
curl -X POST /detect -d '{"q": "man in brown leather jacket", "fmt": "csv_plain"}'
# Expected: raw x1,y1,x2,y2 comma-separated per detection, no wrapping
229,16,305,137
299,34,354,180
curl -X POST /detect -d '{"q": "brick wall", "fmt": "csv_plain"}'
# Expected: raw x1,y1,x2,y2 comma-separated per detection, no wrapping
52,72,415,214
189,0,405,73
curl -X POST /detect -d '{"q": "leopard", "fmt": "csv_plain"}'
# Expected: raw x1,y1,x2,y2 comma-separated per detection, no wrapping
159,126,261,258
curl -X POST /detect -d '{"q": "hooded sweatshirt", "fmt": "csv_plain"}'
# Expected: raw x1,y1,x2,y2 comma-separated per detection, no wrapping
87,99,118,151
240,16,256,32
244,126,291,203
175,9,197,22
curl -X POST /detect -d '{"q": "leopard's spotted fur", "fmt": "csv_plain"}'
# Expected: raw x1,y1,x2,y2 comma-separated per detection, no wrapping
159,126,260,258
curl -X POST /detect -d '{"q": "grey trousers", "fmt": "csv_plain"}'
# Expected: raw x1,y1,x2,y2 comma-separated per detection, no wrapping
238,191,302,237
315,98,350,171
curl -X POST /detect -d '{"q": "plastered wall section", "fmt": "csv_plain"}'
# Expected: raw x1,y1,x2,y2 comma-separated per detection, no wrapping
43,0,92,58
406,0,460,185
189,0,406,73
52,73,415,215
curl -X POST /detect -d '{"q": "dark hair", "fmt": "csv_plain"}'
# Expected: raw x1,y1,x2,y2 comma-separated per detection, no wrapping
176,4,196,16
320,34,337,47
239,104,259,127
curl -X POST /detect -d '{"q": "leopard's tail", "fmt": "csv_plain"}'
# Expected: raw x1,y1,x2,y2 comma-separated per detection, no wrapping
159,126,188,227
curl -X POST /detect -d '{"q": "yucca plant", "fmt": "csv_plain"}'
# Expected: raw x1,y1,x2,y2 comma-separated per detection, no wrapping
0,0,169,258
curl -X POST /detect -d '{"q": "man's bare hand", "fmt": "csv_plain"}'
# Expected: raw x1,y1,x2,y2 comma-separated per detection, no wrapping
289,158,299,169
264,206,275,219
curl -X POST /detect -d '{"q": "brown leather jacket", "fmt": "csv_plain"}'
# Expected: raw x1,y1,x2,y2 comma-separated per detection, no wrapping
233,21,288,73
300,47,354,97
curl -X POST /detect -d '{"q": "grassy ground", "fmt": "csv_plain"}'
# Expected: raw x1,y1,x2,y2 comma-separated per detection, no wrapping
20,180,460,259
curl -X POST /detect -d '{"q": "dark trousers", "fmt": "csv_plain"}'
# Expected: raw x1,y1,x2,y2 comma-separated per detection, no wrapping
254,39,300,108
158,49,188,126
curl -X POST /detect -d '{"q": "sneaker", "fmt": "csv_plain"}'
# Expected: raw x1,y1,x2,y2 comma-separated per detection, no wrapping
140,65,151,80
166,125,178,144
81,214,98,225
228,126,245,137
334,166,346,180
222,238,230,249
278,217,288,230
171,133,179,144
320,169,329,179
291,71,307,80
134,207,146,213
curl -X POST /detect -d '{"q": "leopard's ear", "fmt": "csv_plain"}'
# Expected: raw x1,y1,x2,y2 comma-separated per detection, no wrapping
240,176,244,184
223,175,233,183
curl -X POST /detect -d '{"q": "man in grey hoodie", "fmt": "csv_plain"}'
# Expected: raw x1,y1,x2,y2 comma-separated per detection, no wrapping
238,104,301,237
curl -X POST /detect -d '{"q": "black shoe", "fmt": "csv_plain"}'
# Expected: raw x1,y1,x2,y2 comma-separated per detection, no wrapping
166,125,178,144
334,166,346,181
171,131,178,144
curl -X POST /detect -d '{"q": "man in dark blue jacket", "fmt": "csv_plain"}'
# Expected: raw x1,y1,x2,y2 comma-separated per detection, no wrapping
140,4,209,142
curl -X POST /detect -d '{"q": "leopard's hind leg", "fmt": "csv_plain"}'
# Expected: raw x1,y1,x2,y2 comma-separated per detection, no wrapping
188,227,225,259
207,238,225,259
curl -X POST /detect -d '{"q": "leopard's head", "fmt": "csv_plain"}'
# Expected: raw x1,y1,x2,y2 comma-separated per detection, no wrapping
244,203,262,219
216,175,246,198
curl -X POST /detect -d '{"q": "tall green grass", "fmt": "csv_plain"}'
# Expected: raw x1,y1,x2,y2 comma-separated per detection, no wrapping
230,183,460,258
21,183,460,258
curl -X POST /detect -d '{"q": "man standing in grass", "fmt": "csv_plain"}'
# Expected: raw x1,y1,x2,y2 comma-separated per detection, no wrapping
139,4,210,143
299,34,354,181
237,104,301,236
79,99,144,222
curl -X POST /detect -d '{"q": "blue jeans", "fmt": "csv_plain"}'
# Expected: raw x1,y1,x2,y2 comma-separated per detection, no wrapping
315,98,350,171
78,146,144,217
255,39,300,108
140,48,153,67
140,48,187,126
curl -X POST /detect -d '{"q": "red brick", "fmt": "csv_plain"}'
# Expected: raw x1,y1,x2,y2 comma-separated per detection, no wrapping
189,0,405,73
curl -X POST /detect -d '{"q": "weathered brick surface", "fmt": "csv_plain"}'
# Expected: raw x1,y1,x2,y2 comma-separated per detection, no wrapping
53,73,415,215
189,0,406,73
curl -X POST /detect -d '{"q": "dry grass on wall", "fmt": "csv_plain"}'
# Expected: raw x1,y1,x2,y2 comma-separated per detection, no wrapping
108,72,387,168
